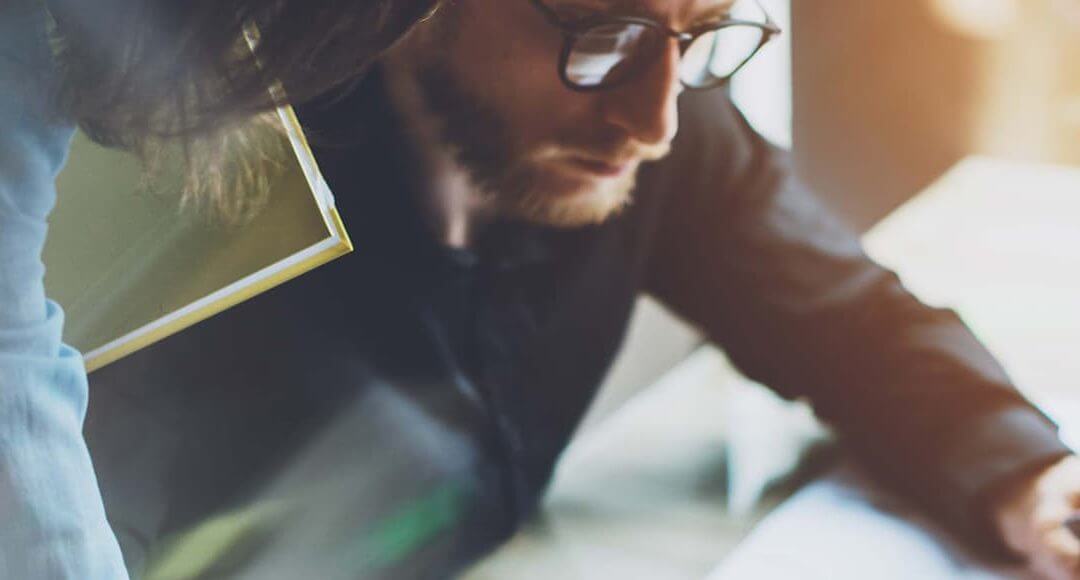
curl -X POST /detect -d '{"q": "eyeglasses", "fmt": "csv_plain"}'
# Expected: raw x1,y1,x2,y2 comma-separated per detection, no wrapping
526,0,782,91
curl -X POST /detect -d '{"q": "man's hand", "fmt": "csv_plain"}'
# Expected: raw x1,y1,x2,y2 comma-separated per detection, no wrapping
993,455,1080,580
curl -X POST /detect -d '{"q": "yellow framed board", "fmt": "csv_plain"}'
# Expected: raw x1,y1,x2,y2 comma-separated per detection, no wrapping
44,106,352,372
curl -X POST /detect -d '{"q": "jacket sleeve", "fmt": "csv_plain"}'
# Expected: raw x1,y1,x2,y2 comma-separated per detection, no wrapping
0,1,130,577
644,90,1072,555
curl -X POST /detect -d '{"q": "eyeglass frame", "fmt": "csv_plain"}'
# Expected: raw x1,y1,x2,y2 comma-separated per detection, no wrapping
524,0,783,92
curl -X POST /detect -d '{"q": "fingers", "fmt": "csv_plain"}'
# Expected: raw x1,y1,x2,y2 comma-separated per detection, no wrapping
1029,524,1080,580
1029,473,1080,580
999,457,1080,579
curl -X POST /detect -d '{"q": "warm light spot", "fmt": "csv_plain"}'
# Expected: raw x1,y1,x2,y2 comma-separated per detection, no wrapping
928,0,1020,38
1063,97,1080,129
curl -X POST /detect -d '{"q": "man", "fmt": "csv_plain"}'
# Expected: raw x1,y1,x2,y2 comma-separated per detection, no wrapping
86,0,1080,578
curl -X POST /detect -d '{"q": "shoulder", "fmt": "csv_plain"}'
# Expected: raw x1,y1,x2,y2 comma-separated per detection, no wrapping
644,91,767,191
633,91,748,225
0,0,74,218
637,90,790,225
1,0,64,117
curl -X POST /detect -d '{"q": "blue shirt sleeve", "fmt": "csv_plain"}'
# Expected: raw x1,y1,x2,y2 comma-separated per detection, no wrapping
0,1,130,577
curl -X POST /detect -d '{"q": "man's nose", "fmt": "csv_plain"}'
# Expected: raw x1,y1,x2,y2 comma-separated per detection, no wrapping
598,39,682,147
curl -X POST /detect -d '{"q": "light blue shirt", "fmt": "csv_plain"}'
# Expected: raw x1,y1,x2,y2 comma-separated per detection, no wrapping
0,0,129,577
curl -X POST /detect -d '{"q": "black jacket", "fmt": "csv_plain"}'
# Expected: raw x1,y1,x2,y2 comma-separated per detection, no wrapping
86,69,1070,579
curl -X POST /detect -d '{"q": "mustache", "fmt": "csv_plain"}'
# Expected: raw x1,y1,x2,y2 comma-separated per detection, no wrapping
546,128,673,164
548,139,672,165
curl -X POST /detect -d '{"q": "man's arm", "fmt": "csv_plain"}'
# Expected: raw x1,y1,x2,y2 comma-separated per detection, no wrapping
643,90,1073,557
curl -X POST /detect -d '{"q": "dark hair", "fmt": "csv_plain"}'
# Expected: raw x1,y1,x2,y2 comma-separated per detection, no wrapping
46,0,439,219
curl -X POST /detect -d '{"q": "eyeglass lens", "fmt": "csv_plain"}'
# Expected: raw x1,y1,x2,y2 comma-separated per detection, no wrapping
680,26,766,87
562,0,771,90
564,23,658,88
566,23,766,89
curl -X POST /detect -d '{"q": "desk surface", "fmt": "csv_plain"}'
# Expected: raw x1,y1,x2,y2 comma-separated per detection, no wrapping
708,465,1028,580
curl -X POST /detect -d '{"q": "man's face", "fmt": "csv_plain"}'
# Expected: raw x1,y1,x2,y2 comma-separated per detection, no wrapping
400,0,732,227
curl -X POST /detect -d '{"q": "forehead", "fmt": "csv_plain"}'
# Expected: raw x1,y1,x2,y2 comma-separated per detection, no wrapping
549,0,738,24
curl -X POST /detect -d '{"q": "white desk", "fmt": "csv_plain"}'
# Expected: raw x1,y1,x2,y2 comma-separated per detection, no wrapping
707,464,1028,580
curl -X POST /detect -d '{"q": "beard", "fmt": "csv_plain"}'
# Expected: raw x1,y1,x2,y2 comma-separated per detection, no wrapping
410,59,661,228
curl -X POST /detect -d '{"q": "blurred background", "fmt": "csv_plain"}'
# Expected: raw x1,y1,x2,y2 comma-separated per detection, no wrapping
792,0,1080,229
